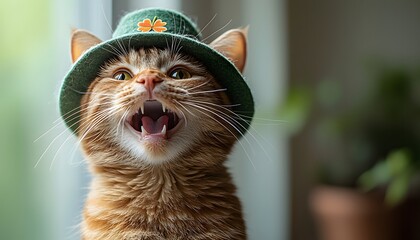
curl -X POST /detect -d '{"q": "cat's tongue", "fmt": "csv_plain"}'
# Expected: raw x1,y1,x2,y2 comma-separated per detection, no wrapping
141,115,168,134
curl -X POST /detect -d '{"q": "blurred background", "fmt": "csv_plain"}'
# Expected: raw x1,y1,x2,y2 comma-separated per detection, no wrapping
1,0,420,240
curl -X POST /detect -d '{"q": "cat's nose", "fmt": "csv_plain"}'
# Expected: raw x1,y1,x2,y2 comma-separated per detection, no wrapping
135,69,164,91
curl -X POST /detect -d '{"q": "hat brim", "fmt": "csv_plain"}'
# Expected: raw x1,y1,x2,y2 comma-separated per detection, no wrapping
60,32,254,134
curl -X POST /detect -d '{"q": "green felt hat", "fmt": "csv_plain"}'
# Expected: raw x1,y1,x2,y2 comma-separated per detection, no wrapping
60,8,254,134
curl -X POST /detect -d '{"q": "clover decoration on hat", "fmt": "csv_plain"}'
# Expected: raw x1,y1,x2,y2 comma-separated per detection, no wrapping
60,8,254,134
138,16,167,32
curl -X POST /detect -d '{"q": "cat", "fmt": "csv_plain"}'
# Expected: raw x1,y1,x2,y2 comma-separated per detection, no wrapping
69,17,250,240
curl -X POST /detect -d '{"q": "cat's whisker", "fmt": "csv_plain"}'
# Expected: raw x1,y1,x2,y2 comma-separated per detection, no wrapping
186,101,257,157
182,99,277,126
201,19,232,43
127,35,135,55
198,100,281,160
182,102,243,138
166,84,189,95
169,32,183,57
184,80,211,92
165,37,171,55
50,109,113,169
100,0,113,35
57,102,123,166
73,109,115,154
117,108,131,137
35,119,79,168
69,90,116,96
69,130,100,166
35,104,94,168
185,99,243,117
231,110,289,125
236,114,288,124
67,223,83,240
57,99,114,128
182,101,250,143
173,12,188,38
65,84,122,98
114,34,129,57
166,26,176,54
186,100,275,162
181,101,256,170
172,104,189,128
79,110,110,138
100,45,120,57
35,117,73,143
172,78,208,83
68,144,85,167
195,13,218,39
92,101,133,132
50,130,78,170
98,44,122,58
55,100,94,122
173,38,183,57
105,39,128,57
189,101,241,108
186,100,248,127
69,139,102,168
48,101,100,130
171,13,177,35
174,99,197,118
187,88,227,95
46,112,105,170
170,35,177,55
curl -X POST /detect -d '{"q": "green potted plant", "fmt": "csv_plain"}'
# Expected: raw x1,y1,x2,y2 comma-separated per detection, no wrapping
308,65,420,240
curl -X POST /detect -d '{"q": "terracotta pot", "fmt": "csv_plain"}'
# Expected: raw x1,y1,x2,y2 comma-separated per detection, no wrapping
309,186,397,240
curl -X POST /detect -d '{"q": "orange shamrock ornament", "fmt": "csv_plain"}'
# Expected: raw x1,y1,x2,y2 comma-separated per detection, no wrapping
138,16,167,32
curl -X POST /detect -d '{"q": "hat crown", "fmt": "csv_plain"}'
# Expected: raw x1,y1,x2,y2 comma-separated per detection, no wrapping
113,8,202,40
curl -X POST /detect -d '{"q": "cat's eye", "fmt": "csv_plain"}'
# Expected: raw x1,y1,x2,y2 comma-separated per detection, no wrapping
113,70,133,80
169,68,192,79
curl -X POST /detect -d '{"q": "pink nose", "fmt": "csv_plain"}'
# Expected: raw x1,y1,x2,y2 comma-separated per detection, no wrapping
135,70,163,91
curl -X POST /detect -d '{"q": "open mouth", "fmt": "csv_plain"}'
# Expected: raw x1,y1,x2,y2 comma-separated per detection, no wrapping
128,100,181,138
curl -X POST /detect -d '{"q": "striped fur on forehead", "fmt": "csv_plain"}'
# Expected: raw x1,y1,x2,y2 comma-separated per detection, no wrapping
99,47,207,77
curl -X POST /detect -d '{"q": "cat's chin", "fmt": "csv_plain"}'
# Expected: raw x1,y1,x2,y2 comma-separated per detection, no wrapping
123,111,185,159
122,119,188,165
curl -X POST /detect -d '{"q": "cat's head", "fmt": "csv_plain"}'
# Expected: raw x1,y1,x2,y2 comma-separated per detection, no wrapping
61,9,253,167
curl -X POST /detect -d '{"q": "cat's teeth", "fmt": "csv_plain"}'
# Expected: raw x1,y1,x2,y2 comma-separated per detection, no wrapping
162,104,166,113
161,124,167,135
140,104,145,114
141,126,148,135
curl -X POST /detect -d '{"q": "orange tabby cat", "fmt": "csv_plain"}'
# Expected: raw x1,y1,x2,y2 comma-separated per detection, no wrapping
70,29,249,240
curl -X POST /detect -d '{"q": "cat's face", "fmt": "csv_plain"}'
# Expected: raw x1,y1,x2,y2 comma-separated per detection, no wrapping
80,48,232,165
72,29,247,167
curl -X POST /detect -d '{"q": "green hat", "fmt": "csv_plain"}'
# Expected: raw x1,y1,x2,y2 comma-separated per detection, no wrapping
60,8,254,134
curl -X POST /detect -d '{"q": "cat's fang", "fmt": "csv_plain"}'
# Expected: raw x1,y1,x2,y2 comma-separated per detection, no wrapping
140,104,145,114
141,126,148,135
161,125,167,134
162,104,166,113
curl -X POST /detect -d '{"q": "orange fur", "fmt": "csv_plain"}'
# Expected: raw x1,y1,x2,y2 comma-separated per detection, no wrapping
74,31,248,239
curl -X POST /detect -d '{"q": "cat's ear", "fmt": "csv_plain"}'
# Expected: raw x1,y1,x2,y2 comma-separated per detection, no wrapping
210,27,248,73
71,29,102,63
